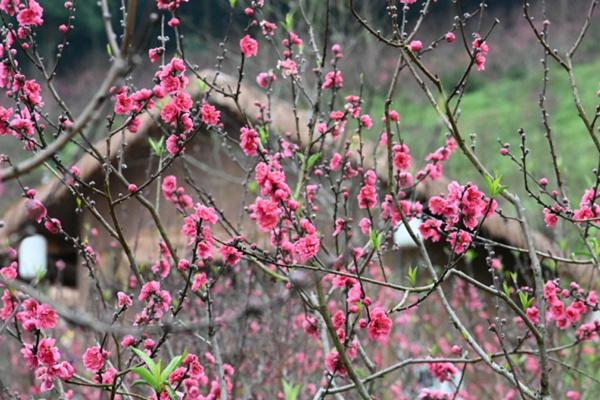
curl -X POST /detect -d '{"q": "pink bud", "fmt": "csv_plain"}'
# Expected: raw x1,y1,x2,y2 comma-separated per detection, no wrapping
409,40,423,52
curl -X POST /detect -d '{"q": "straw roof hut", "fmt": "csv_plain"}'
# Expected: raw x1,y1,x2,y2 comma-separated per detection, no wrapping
0,69,571,298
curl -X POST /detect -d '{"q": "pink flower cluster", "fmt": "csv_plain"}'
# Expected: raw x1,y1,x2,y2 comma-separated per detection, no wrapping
357,170,378,209
367,307,393,342
249,160,293,233
22,338,74,392
0,0,44,30
82,345,110,372
428,361,459,382
239,34,258,58
240,126,259,156
276,32,302,78
381,194,423,226
162,175,193,209
182,203,219,261
256,70,277,88
135,281,172,324
472,36,489,71
156,0,188,11
112,86,154,133
418,138,457,180
16,298,57,331
322,70,343,90
543,280,592,330
421,181,496,254
573,187,599,224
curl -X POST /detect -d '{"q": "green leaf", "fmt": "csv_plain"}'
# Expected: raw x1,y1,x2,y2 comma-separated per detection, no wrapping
229,0,237,8
502,281,511,297
306,152,321,169
161,354,185,381
247,180,258,194
429,344,439,356
518,292,529,310
106,43,113,57
282,379,301,400
406,266,417,287
148,136,165,157
166,386,178,400
258,126,268,145
282,11,294,32
132,348,158,373
464,249,476,264
153,359,163,384
132,367,159,390
197,79,207,92
484,173,508,198
368,228,383,250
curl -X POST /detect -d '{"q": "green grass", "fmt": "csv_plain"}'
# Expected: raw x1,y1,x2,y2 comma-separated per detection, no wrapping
368,58,600,227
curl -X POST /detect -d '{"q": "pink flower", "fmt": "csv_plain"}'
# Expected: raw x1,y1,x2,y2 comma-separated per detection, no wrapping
566,391,580,400
472,37,489,71
251,197,281,231
367,307,392,341
162,175,177,198
526,306,539,324
166,134,183,155
37,338,60,366
322,71,343,89
277,59,298,78
445,32,456,43
359,114,372,129
260,20,276,36
0,106,14,135
447,230,472,254
256,70,276,88
82,346,109,372
357,183,377,209
25,198,47,223
359,218,371,234
148,47,163,63
409,40,423,52
329,153,342,171
325,351,346,376
121,335,136,347
117,292,132,308
200,102,220,126
393,143,411,171
191,273,207,291
419,219,443,242
44,218,62,234
543,207,558,228
239,35,258,57
17,0,44,27
23,80,42,106
293,234,320,263
240,126,259,156
428,361,459,383
220,244,242,266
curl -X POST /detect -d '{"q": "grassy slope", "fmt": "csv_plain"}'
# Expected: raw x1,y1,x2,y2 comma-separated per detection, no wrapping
369,58,600,227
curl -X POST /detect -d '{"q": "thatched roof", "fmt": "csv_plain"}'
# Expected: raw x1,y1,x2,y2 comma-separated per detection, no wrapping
0,69,558,264
0,69,309,243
